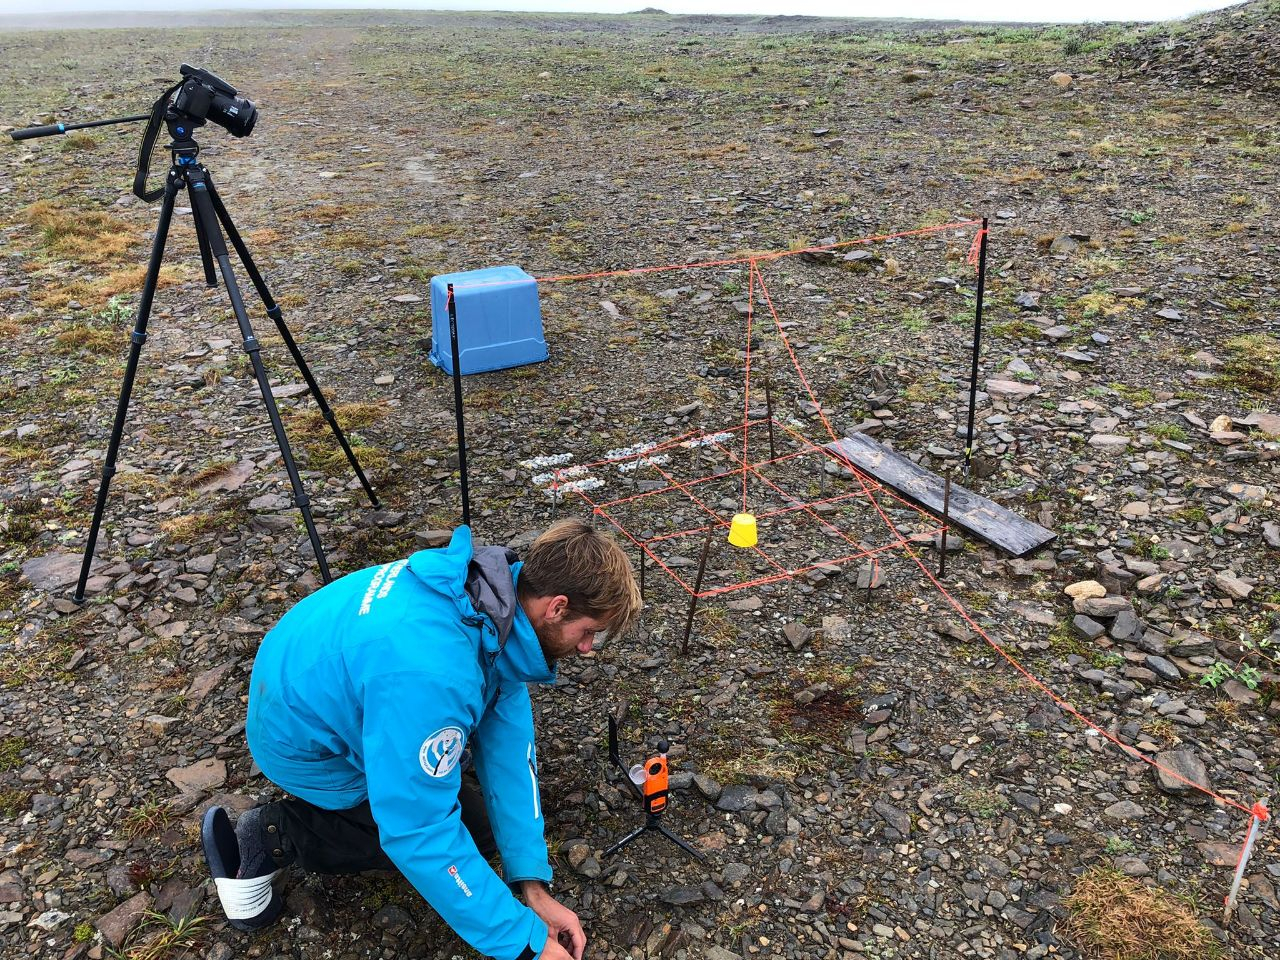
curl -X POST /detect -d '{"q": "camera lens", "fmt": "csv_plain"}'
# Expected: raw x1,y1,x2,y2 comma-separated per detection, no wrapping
211,92,257,138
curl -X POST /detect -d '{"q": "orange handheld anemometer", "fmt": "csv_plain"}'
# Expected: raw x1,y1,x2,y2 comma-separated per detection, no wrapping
635,744,670,815
605,716,706,864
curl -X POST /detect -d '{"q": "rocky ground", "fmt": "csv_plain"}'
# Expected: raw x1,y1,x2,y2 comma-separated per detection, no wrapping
1111,0,1280,96
0,7,1277,960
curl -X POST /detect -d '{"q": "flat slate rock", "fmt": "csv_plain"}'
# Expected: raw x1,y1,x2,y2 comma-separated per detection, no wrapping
20,552,99,591
825,434,1056,557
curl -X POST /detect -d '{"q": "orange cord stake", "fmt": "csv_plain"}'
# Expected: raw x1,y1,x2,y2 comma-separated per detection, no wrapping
605,717,705,865
1224,800,1271,926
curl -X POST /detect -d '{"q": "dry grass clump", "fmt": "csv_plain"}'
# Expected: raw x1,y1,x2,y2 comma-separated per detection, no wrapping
287,401,385,441
33,264,183,310
1062,868,1222,960
54,325,119,354
22,200,137,265
1221,333,1280,394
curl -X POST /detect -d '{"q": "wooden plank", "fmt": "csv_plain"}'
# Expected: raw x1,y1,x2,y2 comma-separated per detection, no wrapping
825,434,1056,557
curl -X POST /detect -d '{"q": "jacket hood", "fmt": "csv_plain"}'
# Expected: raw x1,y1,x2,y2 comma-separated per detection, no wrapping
406,526,555,685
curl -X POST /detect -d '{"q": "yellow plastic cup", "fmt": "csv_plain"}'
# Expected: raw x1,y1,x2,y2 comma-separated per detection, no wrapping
728,513,758,548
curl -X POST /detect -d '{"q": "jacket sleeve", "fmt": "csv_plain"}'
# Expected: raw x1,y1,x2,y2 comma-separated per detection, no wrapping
472,680,553,886
362,670,548,960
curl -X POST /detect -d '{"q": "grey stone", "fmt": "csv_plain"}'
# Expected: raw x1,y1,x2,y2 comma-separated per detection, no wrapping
692,773,722,801
715,785,757,812
1110,609,1142,641
1073,615,1105,640
1211,571,1254,600
1103,800,1145,820
1154,750,1213,804
96,892,152,948
1144,655,1182,683
782,622,812,650
165,758,226,793
659,885,706,905
986,379,1040,400
873,800,912,836
1074,596,1133,618
1114,855,1150,877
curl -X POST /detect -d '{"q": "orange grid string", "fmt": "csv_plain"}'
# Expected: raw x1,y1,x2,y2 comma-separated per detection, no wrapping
967,228,988,266
532,219,983,286
641,449,792,580
534,218,1260,825
755,252,1256,817
819,439,1257,816
389,219,995,299
706,433,929,554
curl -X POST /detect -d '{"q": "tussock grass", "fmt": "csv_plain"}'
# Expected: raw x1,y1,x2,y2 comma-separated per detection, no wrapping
160,506,249,544
287,401,385,441
121,798,177,839
54,325,119,354
1221,333,1280,394
112,910,209,960
33,264,183,311
246,227,284,247
322,230,378,251
303,203,361,224
404,222,461,239
1062,868,1221,960
22,200,137,265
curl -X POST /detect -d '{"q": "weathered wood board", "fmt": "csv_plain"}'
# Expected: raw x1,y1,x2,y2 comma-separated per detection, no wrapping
825,434,1056,557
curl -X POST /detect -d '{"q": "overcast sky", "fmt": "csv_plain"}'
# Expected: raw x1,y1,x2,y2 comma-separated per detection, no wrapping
0,0,1247,25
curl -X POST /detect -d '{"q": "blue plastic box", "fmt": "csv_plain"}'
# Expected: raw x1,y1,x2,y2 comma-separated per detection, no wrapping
428,265,548,375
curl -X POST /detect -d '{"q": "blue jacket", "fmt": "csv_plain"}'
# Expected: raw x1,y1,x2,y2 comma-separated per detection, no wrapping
246,527,555,960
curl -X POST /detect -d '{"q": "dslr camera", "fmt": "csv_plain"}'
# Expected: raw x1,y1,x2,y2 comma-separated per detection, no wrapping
171,64,258,138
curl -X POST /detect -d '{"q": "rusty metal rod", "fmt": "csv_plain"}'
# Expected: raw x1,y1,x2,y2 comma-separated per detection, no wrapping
681,528,715,656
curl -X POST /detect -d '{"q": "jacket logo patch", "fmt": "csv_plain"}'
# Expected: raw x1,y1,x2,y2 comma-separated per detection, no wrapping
448,864,473,897
448,870,473,901
419,726,465,778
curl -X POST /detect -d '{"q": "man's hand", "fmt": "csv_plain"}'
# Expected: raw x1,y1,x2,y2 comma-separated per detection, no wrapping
521,881,586,960
538,939,573,960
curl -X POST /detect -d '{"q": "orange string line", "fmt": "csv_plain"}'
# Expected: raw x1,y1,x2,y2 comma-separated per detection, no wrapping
540,216,1256,822
522,219,985,286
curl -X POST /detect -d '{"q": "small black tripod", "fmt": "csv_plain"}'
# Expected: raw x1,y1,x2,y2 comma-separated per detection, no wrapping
603,717,706,863
69,114,379,600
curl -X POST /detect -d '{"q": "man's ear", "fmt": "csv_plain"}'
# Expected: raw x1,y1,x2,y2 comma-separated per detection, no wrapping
545,595,570,622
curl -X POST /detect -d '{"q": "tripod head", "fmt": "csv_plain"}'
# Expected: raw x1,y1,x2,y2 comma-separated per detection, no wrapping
9,64,257,202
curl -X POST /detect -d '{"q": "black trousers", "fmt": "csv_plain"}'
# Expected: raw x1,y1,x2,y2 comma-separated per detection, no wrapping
257,770,497,874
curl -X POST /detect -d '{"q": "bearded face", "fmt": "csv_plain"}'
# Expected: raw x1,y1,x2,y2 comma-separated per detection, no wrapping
535,612,605,666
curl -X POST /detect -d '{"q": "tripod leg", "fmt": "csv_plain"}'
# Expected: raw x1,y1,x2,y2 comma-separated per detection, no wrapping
656,823,708,862
186,168,332,583
74,171,182,603
602,825,648,859
191,198,217,287
203,174,380,508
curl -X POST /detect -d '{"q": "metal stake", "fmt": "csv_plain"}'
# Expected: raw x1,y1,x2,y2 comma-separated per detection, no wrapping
1224,803,1270,926
939,470,953,579
446,284,470,527
963,217,989,481
638,541,647,601
681,528,715,656
765,375,776,461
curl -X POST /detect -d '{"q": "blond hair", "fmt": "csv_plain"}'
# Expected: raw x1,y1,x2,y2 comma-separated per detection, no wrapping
518,519,641,637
